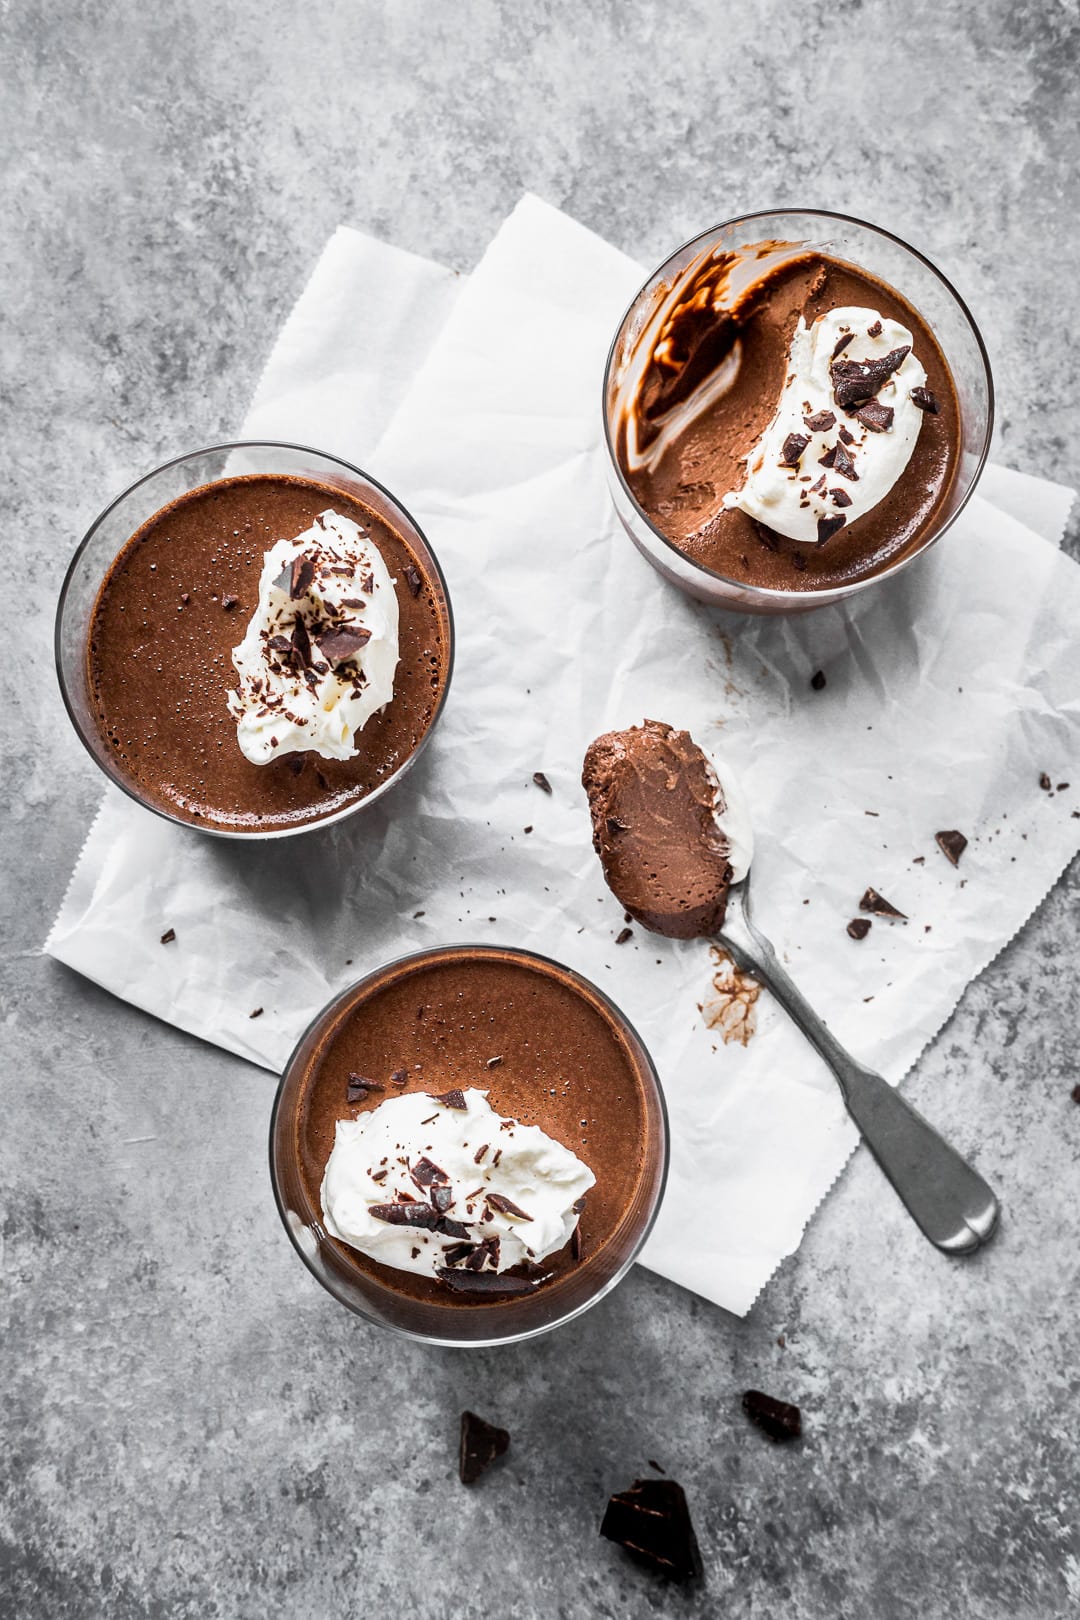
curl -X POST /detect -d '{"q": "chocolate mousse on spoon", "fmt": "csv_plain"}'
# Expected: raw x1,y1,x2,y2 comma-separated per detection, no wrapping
582,721,1000,1257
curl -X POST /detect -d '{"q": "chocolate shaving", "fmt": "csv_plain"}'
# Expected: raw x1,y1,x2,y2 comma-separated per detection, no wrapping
803,409,836,433
859,887,907,919
847,918,871,940
429,1088,468,1109
910,386,940,414
486,1193,533,1222
404,564,422,597
249,1008,263,1019
615,926,633,945
370,1168,387,1183
779,432,810,468
819,441,858,481
159,928,176,944
273,555,316,599
935,830,968,867
317,626,372,664
600,1478,703,1583
816,512,846,544
742,1389,802,1441
831,344,910,409
369,1202,440,1229
570,1225,582,1262
410,1157,450,1188
474,1144,489,1163
810,670,826,691
854,399,894,433
459,1410,510,1485
290,615,312,667
831,331,855,360
867,319,883,337
437,1267,550,1296
532,771,552,793
346,1073,384,1103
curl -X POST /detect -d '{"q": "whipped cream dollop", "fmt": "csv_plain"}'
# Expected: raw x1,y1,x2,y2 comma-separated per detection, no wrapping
321,1089,595,1282
708,748,753,883
723,307,928,545
228,509,399,763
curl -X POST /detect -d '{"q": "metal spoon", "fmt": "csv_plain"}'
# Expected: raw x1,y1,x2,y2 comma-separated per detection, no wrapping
718,874,1000,1256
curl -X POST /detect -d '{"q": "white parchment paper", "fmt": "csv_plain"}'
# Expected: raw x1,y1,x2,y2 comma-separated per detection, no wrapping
48,196,1080,1315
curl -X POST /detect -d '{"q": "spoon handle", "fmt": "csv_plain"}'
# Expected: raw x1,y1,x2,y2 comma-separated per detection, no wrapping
718,891,1000,1256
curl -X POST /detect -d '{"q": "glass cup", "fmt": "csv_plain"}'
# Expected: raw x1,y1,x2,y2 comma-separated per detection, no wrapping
55,441,455,838
269,945,669,1347
602,209,994,614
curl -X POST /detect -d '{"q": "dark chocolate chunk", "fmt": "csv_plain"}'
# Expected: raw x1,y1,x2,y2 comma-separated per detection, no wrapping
816,512,847,544
600,1478,703,1583
317,625,372,664
859,887,907,919
606,816,628,835
831,331,855,360
442,1242,474,1266
1058,782,1070,791
910,386,940,414
390,1068,408,1086
437,1267,551,1296
830,488,852,508
273,555,316,600
615,926,633,945
803,409,836,433
160,928,176,944
429,1088,468,1109
810,670,826,691
532,771,553,793
838,424,856,446
935,829,968,866
346,1073,384,1103
742,1389,802,1441
854,399,894,433
780,432,810,468
1072,1084,1080,1105
819,440,858,481
459,1410,510,1485
430,1185,453,1214
867,319,883,337
404,564,422,597
222,593,239,611
486,1192,533,1221
847,918,872,940
1040,772,1052,791
435,1216,471,1239
831,344,910,408
410,1156,450,1188
370,1202,440,1229
268,634,294,656
290,615,312,668
466,1235,500,1272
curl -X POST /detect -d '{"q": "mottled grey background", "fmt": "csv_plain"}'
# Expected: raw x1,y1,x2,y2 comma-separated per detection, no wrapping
4,2,1080,1616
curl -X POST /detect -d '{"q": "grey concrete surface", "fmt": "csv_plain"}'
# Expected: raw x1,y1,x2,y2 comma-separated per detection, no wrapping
4,2,1080,1616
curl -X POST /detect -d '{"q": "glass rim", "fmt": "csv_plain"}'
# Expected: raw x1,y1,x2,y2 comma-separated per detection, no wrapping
268,941,671,1349
601,206,996,604
54,439,456,841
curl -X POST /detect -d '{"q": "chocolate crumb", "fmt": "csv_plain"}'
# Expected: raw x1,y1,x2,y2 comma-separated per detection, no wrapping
390,1068,408,1087
474,1144,489,1163
429,1088,468,1110
486,1055,503,1069
742,1389,802,1441
523,825,533,835
249,1007,263,1019
600,1477,703,1584
867,320,883,337
222,594,239,611
780,432,810,468
1071,1084,1080,1105
615,926,633,945
816,512,846,544
935,830,968,866
404,565,423,597
159,928,176,944
1040,772,1052,790
838,424,856,446
910,386,940,414
847,918,871,940
606,816,628,835
1058,782,1070,791
810,670,827,691
532,771,552,793
859,887,906,919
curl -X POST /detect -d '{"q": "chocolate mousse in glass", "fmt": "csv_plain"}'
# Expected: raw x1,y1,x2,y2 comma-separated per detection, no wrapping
603,211,993,613
56,443,453,836
269,946,669,1346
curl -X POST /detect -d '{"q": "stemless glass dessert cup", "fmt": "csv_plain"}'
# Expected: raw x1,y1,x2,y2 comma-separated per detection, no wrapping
269,945,669,1348
55,441,455,839
602,209,994,615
